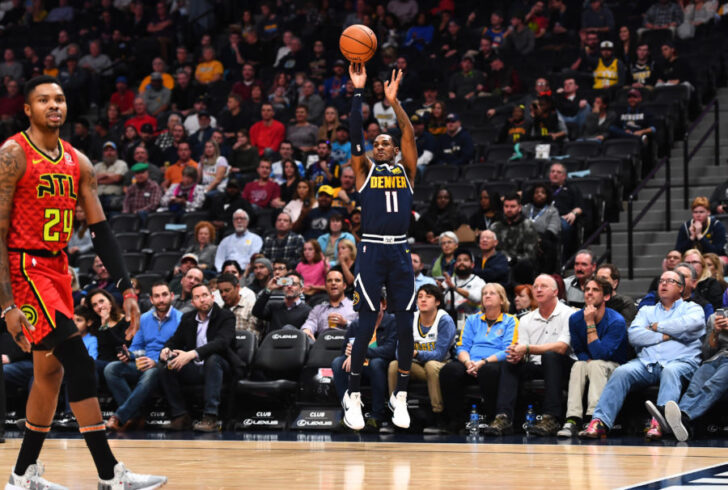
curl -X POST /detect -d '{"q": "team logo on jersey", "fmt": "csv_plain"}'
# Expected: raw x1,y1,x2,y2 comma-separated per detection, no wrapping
64,153,74,165
21,305,38,326
496,328,503,336
352,292,360,306
390,166,403,175
32,158,43,165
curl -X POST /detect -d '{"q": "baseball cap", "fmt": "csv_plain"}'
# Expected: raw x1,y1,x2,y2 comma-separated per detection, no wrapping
334,59,347,67
628,88,641,97
318,185,335,196
180,253,198,263
102,141,116,150
131,162,149,173
445,113,459,122
336,123,349,132
198,110,210,118
115,75,127,84
411,113,424,124
150,72,163,81
600,40,614,49
454,247,474,262
140,123,154,133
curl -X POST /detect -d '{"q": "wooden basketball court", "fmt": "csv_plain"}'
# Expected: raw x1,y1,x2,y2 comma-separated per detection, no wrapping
1,437,727,489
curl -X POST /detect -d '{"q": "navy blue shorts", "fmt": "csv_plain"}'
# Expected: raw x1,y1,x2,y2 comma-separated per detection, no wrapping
353,241,415,312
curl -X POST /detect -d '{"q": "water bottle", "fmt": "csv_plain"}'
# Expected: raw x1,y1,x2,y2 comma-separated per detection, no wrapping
524,405,536,436
467,405,480,436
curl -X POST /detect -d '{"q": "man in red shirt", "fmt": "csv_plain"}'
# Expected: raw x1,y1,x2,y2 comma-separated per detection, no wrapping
0,78,24,123
109,76,134,116
124,96,157,135
249,102,285,156
242,158,280,208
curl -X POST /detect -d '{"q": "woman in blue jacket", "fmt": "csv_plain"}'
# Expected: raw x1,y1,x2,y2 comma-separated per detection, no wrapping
439,283,518,434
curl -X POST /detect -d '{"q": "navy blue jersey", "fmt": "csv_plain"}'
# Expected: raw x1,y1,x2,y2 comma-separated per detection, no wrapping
358,162,413,236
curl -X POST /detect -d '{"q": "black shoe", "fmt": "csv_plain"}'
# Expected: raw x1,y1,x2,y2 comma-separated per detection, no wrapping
423,412,448,434
0,431,5,443
483,414,513,436
645,400,671,434
362,418,381,434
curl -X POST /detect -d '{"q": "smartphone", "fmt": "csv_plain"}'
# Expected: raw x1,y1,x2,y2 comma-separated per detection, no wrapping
115,345,131,358
716,309,727,318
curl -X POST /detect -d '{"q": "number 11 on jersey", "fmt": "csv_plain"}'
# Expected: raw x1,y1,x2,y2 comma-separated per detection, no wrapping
384,190,399,213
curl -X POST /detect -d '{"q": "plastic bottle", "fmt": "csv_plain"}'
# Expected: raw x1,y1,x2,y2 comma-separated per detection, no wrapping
467,405,480,436
524,405,536,436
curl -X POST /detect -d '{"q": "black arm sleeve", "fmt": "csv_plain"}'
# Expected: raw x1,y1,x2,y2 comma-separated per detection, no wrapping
89,220,133,291
350,88,365,156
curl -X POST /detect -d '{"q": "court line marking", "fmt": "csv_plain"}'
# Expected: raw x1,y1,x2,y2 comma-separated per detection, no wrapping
614,461,728,490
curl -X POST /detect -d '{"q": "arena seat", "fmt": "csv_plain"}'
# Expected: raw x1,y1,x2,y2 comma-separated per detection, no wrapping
422,165,460,184
76,254,96,274
148,252,182,279
564,140,602,159
143,231,182,254
180,211,209,231
110,214,140,233
122,252,147,275
462,163,500,183
144,212,176,233
132,273,163,295
114,232,144,252
298,329,347,404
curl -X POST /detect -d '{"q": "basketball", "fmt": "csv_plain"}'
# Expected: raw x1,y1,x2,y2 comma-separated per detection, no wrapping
339,24,377,63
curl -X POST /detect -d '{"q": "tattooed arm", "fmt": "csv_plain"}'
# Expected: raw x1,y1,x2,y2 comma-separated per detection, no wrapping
0,140,33,351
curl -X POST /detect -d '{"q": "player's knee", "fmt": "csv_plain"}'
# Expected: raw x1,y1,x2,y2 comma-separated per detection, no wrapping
53,335,98,402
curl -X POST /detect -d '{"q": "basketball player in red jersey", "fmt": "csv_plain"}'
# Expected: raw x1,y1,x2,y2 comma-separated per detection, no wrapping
0,76,166,489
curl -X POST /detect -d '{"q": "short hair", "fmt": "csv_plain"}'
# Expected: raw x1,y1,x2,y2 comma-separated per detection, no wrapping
228,93,242,104
326,268,344,280
194,220,216,243
221,260,243,274
182,166,197,178
675,262,698,281
482,283,510,313
217,272,239,287
670,269,687,288
586,276,613,298
535,273,559,291
191,282,210,294
317,138,331,149
73,304,95,323
150,280,170,293
296,104,309,112
286,270,304,287
503,192,521,204
417,283,444,305
24,75,62,98
576,249,596,265
185,266,204,279
597,263,620,284
232,208,249,220
513,284,537,310
691,196,710,210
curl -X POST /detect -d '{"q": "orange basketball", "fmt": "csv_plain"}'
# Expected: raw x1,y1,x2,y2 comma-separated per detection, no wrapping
339,24,378,63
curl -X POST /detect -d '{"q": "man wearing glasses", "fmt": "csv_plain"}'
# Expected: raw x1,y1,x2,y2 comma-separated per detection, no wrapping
580,270,705,439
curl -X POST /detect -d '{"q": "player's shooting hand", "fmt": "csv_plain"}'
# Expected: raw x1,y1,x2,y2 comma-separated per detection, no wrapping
384,69,403,104
5,307,34,353
349,63,367,89
122,294,141,341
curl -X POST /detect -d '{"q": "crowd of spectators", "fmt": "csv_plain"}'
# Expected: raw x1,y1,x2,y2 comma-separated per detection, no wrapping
1,0,728,437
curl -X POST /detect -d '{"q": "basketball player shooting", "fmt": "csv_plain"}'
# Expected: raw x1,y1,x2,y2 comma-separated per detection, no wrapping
0,76,166,489
342,64,417,431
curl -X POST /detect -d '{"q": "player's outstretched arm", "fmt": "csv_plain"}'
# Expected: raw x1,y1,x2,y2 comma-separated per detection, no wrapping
0,141,33,351
349,63,371,189
384,69,417,186
77,150,140,338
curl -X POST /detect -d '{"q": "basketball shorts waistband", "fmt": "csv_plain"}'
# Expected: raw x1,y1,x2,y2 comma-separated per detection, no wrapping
360,233,408,244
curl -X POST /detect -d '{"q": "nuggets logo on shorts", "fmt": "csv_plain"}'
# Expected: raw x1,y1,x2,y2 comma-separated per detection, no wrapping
352,291,360,306
21,304,38,326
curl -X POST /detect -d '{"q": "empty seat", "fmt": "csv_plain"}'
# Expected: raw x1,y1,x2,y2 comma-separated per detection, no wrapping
180,211,209,231
149,252,182,278
481,180,519,196
145,212,176,233
132,273,163,295
586,157,624,180
122,252,146,274
143,231,182,254
413,185,434,205
462,164,500,183
305,329,346,369
485,144,516,164
254,207,276,236
602,138,641,158
423,165,460,184
235,328,308,397
502,162,539,181
411,244,441,269
564,141,602,159
114,232,144,252
110,214,140,233
447,182,477,202
76,253,96,274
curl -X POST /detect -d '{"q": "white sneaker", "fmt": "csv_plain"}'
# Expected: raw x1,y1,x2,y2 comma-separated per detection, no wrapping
342,391,365,430
6,461,68,490
97,462,167,490
388,391,410,429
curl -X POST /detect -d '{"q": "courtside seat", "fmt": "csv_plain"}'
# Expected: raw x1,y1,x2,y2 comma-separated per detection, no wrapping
236,329,308,396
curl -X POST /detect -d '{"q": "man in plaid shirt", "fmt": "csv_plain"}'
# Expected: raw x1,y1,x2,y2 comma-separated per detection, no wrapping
262,212,305,264
122,163,163,223
641,0,684,36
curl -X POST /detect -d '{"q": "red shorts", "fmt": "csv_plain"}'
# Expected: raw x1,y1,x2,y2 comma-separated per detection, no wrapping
9,251,74,347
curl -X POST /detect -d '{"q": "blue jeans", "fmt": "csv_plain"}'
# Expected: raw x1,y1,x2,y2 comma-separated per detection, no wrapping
561,104,591,130
104,360,160,423
592,358,696,428
332,355,389,421
679,356,728,420
158,353,230,417
3,360,34,390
